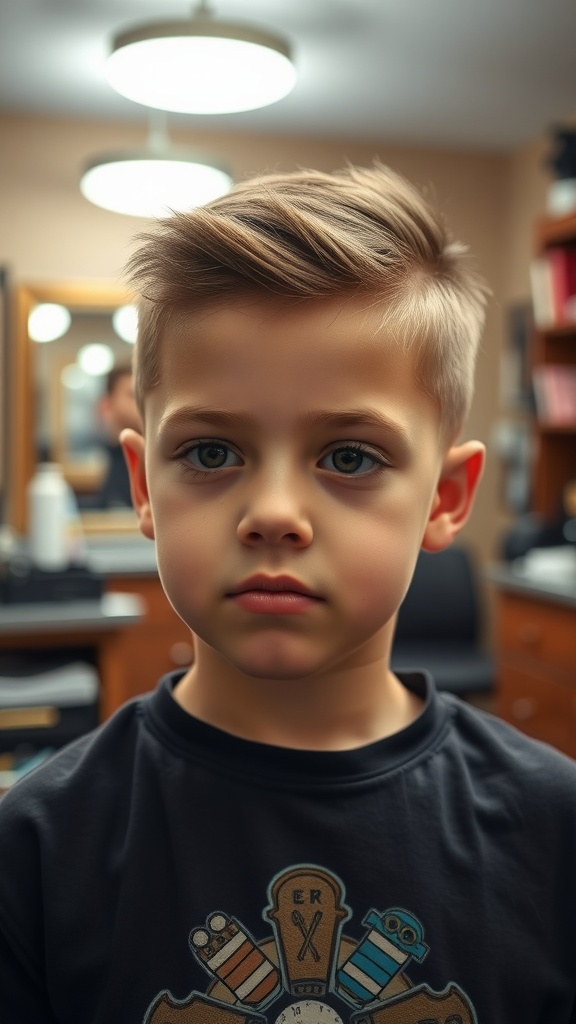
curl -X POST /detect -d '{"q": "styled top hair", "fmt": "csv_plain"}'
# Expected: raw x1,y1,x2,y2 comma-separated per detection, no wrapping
126,162,488,443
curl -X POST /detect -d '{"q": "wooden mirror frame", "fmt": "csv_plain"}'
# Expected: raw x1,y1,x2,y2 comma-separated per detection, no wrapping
8,280,139,536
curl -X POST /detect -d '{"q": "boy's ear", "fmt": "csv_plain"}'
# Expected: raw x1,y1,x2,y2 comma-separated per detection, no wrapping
120,428,155,541
422,441,485,553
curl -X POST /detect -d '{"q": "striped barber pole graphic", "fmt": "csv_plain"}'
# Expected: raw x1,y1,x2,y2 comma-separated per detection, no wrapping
190,914,281,1007
337,909,428,1006
338,931,408,1002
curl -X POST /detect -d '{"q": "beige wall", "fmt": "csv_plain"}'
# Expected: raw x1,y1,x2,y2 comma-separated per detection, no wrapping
501,135,549,304
0,111,523,606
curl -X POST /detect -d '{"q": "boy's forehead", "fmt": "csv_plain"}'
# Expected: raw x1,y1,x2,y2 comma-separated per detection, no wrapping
153,296,411,413
164,293,396,364
173,292,374,328
153,296,426,423
145,293,442,448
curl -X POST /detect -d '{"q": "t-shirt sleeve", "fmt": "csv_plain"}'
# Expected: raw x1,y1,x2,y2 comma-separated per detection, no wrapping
0,916,58,1023
0,781,58,1022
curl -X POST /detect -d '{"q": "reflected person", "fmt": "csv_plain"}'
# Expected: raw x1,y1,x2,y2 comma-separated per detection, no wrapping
95,364,142,509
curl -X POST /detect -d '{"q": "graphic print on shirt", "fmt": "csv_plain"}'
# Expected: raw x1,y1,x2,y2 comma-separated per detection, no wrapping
143,864,478,1024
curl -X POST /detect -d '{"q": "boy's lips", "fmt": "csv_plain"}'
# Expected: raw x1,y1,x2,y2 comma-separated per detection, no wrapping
230,574,318,597
227,575,322,614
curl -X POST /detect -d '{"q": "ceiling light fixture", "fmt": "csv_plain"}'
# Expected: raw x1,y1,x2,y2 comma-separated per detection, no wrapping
112,305,139,343
28,303,72,343
105,1,296,114
78,343,115,376
79,115,233,218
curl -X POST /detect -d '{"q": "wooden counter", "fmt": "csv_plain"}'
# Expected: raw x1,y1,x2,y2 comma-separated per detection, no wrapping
0,593,144,720
1,536,193,720
488,563,576,758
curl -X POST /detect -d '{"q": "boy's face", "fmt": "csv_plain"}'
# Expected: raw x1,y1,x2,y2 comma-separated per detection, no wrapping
124,295,478,684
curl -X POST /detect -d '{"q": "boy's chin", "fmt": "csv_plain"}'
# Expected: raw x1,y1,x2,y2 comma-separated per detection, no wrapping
219,637,339,684
228,655,326,684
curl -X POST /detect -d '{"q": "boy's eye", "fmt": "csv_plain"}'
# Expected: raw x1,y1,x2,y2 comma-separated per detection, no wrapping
319,445,386,475
182,442,241,471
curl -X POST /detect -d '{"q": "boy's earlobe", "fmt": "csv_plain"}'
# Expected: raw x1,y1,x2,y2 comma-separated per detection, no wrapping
119,428,155,541
422,441,485,553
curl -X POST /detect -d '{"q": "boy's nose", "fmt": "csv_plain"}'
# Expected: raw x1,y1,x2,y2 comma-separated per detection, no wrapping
236,470,313,549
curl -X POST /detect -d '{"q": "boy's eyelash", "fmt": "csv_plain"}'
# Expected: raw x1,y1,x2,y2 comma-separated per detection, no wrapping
174,440,241,478
320,443,392,474
173,440,391,480
326,442,390,462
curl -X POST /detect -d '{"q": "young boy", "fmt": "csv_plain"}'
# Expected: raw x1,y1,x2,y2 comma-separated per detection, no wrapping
1,165,575,1023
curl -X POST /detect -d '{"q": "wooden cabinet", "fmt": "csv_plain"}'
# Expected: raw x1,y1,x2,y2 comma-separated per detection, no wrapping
531,213,576,519
104,575,194,715
0,573,190,734
0,593,144,730
496,590,576,758
493,212,576,758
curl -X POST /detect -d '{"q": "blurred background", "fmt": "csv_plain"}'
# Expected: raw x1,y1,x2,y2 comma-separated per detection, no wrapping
1,0,575,778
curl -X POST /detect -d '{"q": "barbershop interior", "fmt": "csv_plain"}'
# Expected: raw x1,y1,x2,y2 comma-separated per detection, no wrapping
0,0,575,790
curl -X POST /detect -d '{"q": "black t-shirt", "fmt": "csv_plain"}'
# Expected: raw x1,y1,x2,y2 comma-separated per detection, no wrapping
0,671,575,1023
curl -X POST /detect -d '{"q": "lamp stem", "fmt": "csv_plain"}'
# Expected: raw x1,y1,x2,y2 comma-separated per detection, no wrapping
194,0,213,17
147,112,170,153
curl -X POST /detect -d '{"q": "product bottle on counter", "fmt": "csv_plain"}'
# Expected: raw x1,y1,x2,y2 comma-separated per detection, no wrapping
27,462,69,571
64,479,87,565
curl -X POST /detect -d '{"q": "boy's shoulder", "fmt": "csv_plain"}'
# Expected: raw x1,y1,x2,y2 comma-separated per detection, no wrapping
0,689,145,826
3,673,575,786
1,678,575,832
444,692,576,812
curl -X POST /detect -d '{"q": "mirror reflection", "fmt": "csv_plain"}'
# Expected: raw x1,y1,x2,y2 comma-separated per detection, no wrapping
33,307,141,509
10,283,141,534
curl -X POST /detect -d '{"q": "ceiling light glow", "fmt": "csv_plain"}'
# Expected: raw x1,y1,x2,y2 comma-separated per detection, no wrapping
106,18,296,114
28,303,72,343
61,364,89,391
78,343,115,376
80,152,232,218
112,305,139,343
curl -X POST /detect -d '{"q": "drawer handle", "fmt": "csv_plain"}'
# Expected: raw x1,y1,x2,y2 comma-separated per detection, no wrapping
518,624,541,646
511,697,538,721
170,641,194,666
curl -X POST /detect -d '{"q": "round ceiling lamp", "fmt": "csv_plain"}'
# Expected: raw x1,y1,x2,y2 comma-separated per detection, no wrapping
78,343,115,376
105,3,296,114
80,121,233,218
28,303,72,343
112,305,139,343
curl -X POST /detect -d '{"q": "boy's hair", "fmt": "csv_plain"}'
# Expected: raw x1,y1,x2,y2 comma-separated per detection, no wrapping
127,163,488,443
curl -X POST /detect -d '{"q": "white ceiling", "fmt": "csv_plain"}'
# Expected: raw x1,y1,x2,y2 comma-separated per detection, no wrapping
0,0,575,152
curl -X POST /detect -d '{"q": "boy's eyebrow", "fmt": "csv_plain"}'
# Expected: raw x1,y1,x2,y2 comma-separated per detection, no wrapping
158,407,255,433
303,408,412,445
159,406,412,446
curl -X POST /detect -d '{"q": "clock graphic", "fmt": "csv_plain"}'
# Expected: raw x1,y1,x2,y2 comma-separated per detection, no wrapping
274,1001,344,1024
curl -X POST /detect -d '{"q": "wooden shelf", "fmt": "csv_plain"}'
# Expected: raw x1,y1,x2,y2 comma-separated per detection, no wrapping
540,322,576,338
536,212,576,248
530,215,576,518
537,423,576,434
491,211,576,757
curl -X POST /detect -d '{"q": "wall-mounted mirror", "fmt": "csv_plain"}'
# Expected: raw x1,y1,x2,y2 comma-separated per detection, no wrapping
8,281,141,536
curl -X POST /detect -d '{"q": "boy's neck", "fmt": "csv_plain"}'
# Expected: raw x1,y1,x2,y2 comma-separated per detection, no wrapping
171,645,424,752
